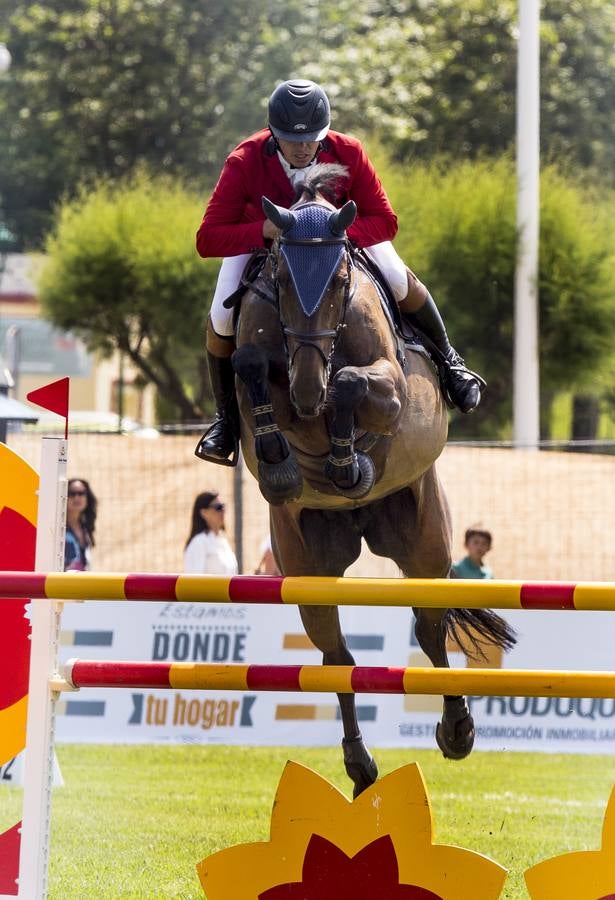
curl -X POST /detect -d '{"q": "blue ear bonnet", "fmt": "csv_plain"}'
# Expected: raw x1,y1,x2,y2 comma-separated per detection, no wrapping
280,204,346,316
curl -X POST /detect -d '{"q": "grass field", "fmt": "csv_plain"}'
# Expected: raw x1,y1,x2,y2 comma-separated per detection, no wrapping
3,744,615,898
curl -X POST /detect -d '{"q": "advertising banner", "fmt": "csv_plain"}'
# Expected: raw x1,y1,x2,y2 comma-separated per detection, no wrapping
55,601,615,754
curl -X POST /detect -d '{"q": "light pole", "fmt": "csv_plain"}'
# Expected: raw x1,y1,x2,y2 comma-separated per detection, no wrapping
0,43,11,75
0,43,12,75
513,1,541,449
0,42,12,283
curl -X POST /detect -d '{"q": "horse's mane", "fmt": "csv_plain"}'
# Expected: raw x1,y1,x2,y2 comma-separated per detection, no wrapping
292,163,349,205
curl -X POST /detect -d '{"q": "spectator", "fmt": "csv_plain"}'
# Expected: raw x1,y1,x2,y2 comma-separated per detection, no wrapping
254,534,281,575
451,527,494,579
183,491,238,575
64,478,97,571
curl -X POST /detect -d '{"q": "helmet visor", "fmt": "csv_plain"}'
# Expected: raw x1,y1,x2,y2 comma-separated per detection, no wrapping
270,122,330,143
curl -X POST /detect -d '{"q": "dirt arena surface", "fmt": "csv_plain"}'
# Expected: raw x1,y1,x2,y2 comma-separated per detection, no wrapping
9,434,614,581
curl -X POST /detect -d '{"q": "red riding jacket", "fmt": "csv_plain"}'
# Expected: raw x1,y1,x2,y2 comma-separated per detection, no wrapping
196,129,398,258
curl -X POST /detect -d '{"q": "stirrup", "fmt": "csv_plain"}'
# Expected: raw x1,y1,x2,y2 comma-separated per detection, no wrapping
194,421,239,467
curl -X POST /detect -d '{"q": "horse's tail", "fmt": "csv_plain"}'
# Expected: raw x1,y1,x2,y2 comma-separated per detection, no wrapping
444,608,517,660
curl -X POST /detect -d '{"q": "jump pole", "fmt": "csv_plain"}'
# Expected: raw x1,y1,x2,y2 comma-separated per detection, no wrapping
16,438,67,900
1,572,615,610
58,660,615,699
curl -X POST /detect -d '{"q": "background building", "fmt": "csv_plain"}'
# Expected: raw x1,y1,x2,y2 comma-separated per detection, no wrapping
0,253,155,427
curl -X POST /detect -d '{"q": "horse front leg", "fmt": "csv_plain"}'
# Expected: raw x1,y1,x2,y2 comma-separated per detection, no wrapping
325,359,404,499
232,344,303,505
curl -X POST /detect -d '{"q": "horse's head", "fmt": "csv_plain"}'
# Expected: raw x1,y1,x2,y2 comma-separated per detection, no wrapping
263,185,356,419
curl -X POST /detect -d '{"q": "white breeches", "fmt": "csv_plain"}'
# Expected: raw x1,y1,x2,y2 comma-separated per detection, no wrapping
363,242,408,304
209,254,251,336
208,241,408,337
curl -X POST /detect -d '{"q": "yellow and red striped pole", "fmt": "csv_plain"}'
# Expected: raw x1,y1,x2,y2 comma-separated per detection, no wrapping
2,572,615,610
62,660,615,699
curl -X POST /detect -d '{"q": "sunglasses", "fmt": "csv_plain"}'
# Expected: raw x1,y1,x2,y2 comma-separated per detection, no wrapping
68,490,87,498
209,502,225,511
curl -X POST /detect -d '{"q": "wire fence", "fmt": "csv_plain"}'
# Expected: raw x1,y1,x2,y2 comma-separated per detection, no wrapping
8,432,615,582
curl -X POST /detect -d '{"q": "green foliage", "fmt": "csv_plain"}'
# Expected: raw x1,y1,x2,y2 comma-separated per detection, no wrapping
301,0,615,174
37,155,615,432
39,172,219,420
0,0,303,247
538,170,615,391
381,155,615,437
2,0,615,248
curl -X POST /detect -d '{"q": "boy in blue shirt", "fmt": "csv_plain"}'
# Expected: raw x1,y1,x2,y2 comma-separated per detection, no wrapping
452,527,493,579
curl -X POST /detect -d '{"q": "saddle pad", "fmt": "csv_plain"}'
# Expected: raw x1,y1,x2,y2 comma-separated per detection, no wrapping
353,252,431,368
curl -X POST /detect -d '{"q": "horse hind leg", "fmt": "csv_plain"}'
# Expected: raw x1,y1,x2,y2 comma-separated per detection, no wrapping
363,480,481,760
300,605,378,798
285,506,378,798
433,606,516,759
337,680,379,798
413,607,476,760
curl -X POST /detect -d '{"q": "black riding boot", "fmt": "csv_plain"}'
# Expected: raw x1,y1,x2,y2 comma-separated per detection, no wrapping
194,352,239,466
406,293,484,413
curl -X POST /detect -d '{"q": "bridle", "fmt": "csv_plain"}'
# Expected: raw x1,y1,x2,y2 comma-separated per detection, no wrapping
269,220,356,381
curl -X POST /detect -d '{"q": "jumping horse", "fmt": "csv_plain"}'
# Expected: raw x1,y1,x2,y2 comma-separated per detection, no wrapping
228,164,515,797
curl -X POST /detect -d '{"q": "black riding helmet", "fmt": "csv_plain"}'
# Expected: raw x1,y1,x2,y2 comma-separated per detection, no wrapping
268,79,331,143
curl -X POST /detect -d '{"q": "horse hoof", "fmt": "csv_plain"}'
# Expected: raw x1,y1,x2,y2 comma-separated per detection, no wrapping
342,735,378,798
435,712,475,760
328,451,376,500
258,455,303,506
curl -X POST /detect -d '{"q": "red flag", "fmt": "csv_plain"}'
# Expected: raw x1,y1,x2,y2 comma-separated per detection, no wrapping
26,377,69,418
27,377,70,438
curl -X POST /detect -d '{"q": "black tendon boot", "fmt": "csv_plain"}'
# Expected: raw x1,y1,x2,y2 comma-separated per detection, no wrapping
195,352,239,466
408,293,485,413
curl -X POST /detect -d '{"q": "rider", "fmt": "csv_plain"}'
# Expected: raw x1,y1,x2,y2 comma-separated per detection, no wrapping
196,79,484,466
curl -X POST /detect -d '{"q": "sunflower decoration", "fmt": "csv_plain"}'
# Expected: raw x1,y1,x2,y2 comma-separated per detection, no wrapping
525,786,615,899
197,761,506,899
0,442,38,895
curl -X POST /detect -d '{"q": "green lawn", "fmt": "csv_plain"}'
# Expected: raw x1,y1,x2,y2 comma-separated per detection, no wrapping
3,745,615,898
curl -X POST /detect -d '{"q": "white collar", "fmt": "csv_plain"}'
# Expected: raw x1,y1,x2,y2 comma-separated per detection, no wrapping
277,150,317,187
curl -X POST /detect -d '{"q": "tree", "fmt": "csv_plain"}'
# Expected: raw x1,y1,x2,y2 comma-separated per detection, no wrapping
300,0,615,173
38,173,219,421
0,0,304,248
2,0,615,249
385,156,615,438
39,157,615,435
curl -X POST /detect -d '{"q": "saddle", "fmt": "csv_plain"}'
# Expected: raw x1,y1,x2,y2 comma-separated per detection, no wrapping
353,252,478,408
222,248,433,372
352,250,432,373
222,250,271,312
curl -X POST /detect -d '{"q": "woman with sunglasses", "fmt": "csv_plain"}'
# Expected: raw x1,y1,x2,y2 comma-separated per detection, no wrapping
64,478,97,571
183,491,238,575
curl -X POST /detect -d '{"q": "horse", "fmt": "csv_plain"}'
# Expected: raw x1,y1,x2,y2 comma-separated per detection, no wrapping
230,163,515,797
